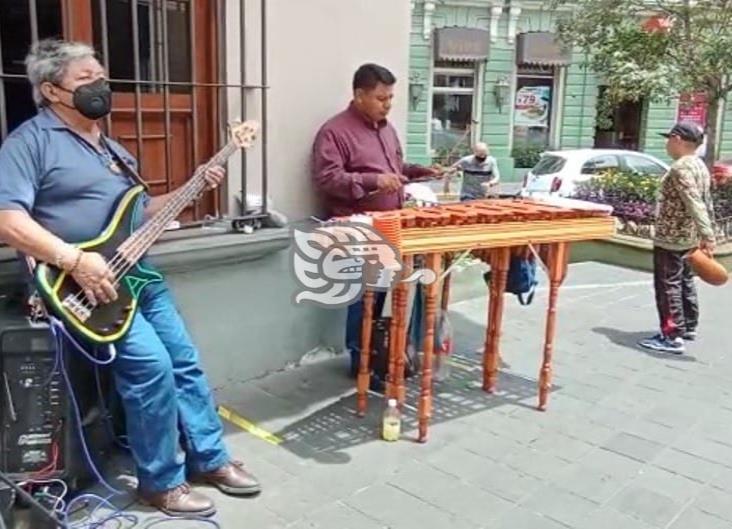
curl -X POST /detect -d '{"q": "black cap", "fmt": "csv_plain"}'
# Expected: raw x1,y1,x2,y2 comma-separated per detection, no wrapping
660,122,704,144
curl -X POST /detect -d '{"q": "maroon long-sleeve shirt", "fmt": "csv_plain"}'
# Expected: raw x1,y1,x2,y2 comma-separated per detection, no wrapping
311,102,433,217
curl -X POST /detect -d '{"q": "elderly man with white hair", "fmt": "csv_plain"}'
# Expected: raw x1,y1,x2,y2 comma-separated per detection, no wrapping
0,39,261,517
452,142,501,200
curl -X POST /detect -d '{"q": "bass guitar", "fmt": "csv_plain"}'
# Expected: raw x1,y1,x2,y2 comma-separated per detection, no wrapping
33,120,259,345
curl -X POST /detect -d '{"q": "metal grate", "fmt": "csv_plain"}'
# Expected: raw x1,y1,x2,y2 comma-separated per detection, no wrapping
0,0,269,229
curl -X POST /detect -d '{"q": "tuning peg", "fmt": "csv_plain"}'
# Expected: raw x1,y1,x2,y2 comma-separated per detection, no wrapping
227,120,242,134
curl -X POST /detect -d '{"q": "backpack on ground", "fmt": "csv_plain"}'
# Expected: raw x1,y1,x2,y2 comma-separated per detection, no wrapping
505,248,538,306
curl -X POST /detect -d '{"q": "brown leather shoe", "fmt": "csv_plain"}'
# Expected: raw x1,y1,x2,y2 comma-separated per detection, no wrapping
138,482,216,517
191,461,262,496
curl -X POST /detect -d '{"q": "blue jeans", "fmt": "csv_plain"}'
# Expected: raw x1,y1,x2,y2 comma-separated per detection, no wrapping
113,279,229,493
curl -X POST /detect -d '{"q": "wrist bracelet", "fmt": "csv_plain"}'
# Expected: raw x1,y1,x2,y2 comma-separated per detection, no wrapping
68,250,83,273
54,245,75,271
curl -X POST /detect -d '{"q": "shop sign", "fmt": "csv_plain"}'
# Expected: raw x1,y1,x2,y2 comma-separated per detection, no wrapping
514,86,551,127
677,91,708,129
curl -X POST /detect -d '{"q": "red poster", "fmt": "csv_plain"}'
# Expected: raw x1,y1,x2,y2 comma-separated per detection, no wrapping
677,92,708,129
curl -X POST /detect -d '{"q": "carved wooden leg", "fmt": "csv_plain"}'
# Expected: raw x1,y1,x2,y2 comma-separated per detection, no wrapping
393,255,412,405
538,242,570,411
356,290,375,417
418,253,442,443
483,247,510,393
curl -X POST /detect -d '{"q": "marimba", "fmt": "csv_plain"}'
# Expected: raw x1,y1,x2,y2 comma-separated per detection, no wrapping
346,196,615,443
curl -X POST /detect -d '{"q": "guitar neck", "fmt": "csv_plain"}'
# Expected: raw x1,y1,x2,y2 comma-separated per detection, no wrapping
121,141,239,261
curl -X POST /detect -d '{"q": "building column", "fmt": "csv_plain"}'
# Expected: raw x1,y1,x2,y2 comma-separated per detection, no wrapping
508,5,522,44
423,1,436,40
489,5,503,43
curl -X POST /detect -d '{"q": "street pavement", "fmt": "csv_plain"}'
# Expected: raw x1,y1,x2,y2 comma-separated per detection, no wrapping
31,261,732,529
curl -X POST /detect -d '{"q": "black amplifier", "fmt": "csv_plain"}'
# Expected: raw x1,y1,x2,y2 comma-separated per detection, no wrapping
0,482,15,529
0,315,111,491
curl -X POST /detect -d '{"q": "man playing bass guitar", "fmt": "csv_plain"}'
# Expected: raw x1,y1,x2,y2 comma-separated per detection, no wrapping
0,39,261,517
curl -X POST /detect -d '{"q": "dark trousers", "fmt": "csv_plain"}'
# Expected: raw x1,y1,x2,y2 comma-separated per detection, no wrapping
653,246,699,339
345,291,387,376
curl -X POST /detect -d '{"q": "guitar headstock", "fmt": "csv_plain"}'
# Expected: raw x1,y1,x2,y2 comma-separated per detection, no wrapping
229,120,260,149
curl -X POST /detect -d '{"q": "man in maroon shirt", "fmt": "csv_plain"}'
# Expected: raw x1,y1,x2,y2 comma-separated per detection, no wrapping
312,63,438,217
311,63,438,381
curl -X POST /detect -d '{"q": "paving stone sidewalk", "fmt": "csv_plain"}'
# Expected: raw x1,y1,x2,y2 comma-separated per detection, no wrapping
46,262,732,528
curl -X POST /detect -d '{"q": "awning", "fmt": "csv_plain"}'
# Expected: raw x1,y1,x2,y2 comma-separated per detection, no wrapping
434,27,490,62
516,32,572,66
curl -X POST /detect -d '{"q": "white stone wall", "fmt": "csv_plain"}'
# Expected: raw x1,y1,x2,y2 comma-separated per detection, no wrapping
225,0,412,222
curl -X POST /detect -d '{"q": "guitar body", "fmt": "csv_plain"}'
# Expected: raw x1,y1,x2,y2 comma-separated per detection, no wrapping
31,119,260,346
34,185,163,345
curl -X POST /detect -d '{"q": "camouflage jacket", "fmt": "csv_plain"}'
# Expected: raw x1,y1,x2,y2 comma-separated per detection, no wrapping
654,155,715,251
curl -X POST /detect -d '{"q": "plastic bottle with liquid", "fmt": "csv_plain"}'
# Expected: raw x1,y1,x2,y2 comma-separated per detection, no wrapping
382,399,401,442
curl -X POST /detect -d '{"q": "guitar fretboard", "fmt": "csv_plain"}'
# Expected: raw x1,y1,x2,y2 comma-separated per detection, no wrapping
118,141,239,262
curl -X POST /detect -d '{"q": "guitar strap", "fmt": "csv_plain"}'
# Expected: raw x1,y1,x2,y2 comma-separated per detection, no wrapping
100,136,151,192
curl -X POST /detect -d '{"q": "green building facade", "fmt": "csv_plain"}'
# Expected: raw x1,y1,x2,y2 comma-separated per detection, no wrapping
407,0,731,182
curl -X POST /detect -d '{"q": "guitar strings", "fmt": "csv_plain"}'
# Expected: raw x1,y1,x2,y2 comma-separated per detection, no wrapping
107,141,240,275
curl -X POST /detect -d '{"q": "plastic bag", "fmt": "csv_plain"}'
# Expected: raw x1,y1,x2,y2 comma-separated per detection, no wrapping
434,309,454,382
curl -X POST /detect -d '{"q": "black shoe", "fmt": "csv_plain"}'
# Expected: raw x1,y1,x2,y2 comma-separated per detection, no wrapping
370,376,386,393
349,365,385,392
682,330,697,341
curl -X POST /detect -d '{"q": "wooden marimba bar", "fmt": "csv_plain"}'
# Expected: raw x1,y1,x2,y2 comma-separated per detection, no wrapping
351,197,615,443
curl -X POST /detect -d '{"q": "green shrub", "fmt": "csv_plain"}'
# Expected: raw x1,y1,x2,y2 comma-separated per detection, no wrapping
573,169,659,224
432,145,471,166
512,144,544,168
575,169,660,204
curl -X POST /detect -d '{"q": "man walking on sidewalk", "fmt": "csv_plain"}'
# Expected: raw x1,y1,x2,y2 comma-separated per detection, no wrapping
451,142,501,200
639,122,715,354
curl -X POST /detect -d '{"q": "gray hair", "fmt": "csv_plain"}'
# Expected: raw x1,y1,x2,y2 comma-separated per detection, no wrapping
25,39,98,107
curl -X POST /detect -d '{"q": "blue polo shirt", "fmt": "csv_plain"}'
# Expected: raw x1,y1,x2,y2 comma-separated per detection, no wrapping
0,107,150,244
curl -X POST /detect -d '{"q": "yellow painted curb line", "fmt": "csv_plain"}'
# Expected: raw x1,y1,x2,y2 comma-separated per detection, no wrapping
217,405,283,446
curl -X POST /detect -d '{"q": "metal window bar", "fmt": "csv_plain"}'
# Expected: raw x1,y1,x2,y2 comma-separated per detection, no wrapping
98,0,113,137
130,0,145,170
260,0,268,217
228,0,271,231
0,16,6,141
189,0,200,220
160,0,173,195
215,0,226,216
28,0,39,43
0,0,270,231
240,0,248,215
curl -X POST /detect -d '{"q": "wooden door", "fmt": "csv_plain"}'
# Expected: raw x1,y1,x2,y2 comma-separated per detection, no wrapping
62,0,221,221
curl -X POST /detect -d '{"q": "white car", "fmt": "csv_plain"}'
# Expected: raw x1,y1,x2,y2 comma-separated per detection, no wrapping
519,149,670,198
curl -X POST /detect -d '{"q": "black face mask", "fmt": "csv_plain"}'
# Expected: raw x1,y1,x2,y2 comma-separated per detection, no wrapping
55,79,112,120
475,155,488,163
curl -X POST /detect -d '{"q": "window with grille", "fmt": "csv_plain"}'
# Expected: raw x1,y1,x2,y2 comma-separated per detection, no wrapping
431,60,480,161
0,0,265,228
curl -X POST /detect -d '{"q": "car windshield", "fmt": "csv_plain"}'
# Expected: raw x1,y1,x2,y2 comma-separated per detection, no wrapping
532,155,566,176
